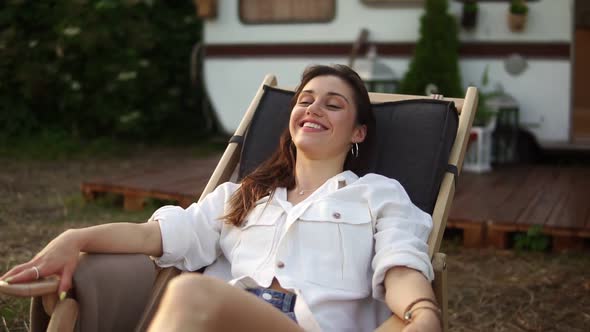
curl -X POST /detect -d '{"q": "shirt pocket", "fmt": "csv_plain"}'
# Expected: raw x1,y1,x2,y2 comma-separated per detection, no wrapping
297,199,374,294
232,203,282,274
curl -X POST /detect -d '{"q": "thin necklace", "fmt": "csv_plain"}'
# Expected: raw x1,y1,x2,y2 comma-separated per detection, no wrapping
295,184,321,196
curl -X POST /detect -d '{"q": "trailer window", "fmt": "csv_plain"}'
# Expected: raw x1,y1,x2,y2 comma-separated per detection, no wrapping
240,0,335,24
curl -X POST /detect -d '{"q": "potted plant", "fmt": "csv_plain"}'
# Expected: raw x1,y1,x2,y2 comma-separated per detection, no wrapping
461,0,478,30
464,66,501,173
508,0,528,32
193,0,217,19
473,66,500,127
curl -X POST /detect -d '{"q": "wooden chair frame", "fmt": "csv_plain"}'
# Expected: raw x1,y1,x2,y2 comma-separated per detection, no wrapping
0,74,478,332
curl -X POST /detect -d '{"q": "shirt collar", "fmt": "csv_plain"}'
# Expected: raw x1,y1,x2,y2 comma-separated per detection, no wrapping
270,170,359,205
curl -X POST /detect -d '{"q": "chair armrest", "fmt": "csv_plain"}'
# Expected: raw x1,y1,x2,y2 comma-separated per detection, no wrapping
46,298,78,332
433,252,448,332
0,277,59,297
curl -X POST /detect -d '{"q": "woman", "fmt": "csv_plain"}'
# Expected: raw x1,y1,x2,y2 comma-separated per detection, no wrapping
1,65,441,332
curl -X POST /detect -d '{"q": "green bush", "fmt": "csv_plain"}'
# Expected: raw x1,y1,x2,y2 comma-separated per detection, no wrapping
510,0,529,15
514,225,550,252
0,0,210,144
399,0,463,98
463,0,478,14
473,65,502,127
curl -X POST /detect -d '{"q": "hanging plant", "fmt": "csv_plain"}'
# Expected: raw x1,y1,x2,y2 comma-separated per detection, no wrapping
461,0,478,30
508,0,528,32
193,0,217,19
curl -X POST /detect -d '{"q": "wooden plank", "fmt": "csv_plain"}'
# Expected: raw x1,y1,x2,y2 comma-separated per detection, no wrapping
84,156,219,186
94,158,218,190
82,156,219,211
82,160,192,185
447,220,486,248
124,194,145,211
450,166,523,223
478,166,528,223
47,299,78,332
429,173,455,255
81,156,219,198
487,167,574,250
450,171,498,222
494,166,551,225
468,172,505,217
166,177,211,196
545,167,590,230
552,236,585,252
486,224,513,249
432,253,449,332
516,166,567,226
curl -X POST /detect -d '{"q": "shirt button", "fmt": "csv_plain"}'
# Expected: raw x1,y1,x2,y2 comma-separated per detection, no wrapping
332,212,341,219
262,293,272,301
276,261,285,268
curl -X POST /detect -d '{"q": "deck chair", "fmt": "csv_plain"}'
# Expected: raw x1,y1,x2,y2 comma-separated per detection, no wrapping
0,75,477,332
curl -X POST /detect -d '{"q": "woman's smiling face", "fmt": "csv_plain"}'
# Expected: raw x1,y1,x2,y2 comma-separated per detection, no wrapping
289,75,366,160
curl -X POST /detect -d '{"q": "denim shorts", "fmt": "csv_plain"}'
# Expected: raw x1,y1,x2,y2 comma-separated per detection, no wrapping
246,288,297,323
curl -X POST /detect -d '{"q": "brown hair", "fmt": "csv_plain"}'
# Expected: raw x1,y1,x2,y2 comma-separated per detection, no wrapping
222,64,375,226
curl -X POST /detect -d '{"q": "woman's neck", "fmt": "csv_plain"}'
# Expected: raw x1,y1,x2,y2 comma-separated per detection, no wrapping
293,154,345,193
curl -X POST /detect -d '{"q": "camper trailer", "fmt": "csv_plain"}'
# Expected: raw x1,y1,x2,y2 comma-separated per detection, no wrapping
197,0,589,150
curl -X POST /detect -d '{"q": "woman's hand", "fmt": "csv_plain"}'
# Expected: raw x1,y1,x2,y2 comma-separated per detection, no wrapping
401,309,442,332
1,222,162,298
0,229,83,299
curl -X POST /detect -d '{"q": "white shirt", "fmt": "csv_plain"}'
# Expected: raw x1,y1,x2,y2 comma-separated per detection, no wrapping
149,171,434,332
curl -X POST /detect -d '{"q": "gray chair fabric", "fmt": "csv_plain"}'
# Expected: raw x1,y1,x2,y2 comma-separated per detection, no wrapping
72,254,157,332
30,254,157,332
238,86,458,214
238,86,294,179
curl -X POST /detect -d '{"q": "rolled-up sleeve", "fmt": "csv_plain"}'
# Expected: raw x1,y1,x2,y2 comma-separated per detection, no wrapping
362,174,434,301
148,182,239,271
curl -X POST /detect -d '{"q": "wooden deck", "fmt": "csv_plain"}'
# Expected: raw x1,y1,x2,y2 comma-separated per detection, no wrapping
449,165,590,251
81,155,221,210
81,160,590,250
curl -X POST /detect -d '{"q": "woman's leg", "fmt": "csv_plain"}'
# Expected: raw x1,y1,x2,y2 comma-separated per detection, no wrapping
148,273,303,332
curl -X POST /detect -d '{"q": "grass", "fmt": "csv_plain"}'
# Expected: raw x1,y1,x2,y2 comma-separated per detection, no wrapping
0,194,165,331
0,131,227,161
60,193,168,223
0,139,225,330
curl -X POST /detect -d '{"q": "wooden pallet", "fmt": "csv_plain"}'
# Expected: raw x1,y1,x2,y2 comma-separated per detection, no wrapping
449,165,590,251
81,155,221,211
81,158,590,250
445,219,486,248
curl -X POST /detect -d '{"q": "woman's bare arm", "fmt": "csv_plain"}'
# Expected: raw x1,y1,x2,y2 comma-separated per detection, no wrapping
384,266,441,332
73,222,162,256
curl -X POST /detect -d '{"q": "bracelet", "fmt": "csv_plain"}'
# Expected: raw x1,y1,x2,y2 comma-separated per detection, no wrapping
402,298,441,325
403,306,442,325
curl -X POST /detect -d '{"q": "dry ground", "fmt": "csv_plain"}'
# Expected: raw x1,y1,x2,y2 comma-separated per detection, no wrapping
0,148,589,331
